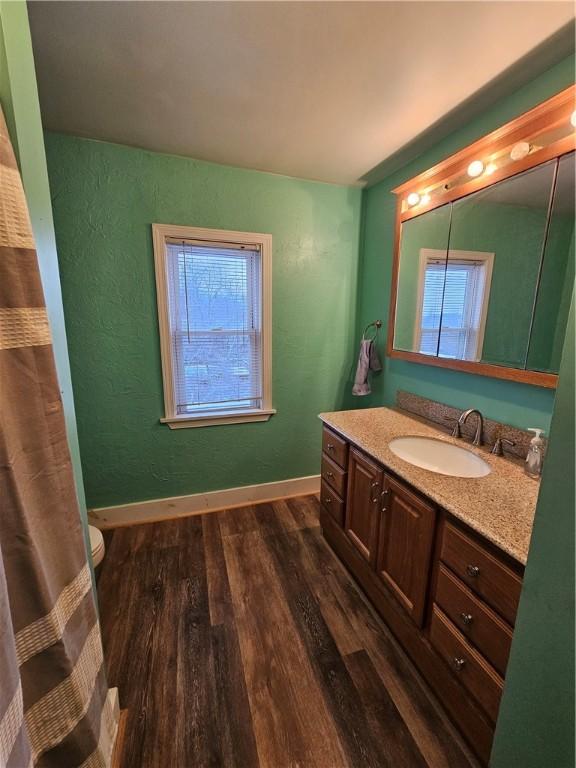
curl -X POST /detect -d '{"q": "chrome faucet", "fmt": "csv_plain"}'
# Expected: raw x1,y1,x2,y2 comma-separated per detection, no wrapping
455,408,484,446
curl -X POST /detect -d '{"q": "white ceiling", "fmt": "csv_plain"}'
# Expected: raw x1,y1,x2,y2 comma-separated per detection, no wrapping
28,1,575,186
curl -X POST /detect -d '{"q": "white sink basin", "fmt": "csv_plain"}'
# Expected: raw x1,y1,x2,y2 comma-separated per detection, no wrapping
388,436,491,478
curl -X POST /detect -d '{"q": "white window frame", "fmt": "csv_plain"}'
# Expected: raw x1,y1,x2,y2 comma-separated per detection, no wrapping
413,248,494,361
152,223,275,429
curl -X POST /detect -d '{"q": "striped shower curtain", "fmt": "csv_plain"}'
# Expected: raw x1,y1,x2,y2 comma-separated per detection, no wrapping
0,108,118,766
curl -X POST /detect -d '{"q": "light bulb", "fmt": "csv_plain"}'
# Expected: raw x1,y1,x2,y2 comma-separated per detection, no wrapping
407,192,420,207
467,160,484,178
485,163,497,175
571,110,576,128
510,142,530,161
420,193,431,205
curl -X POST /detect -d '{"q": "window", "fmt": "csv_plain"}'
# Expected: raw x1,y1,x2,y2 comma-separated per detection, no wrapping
153,224,274,428
414,249,493,361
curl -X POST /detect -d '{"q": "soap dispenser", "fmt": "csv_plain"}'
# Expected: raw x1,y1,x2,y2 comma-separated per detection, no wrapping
525,429,545,478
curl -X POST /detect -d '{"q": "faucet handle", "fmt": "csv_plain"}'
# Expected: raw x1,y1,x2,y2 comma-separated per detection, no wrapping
491,437,516,456
443,417,462,438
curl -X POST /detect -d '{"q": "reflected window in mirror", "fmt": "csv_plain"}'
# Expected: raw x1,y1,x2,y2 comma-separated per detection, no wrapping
415,250,493,361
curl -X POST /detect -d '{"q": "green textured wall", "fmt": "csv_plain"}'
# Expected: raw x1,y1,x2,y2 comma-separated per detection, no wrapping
0,2,89,535
45,134,362,508
491,291,575,767
354,54,575,431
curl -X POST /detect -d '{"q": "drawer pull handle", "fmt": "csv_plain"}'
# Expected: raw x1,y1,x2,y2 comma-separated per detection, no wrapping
327,443,335,452
323,497,332,504
460,612,473,625
326,471,334,479
453,657,466,672
466,565,480,578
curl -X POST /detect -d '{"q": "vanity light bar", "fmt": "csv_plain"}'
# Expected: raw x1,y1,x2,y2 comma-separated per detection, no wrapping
399,85,576,216
405,157,506,207
405,158,491,207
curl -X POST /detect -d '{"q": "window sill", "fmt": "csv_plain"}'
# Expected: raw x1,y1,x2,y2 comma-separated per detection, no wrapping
160,408,276,429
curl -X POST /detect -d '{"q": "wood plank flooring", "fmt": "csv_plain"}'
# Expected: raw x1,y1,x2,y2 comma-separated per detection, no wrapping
98,495,479,768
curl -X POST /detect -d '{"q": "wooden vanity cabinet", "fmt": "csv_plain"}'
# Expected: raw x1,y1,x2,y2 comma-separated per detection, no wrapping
376,474,436,627
319,425,525,765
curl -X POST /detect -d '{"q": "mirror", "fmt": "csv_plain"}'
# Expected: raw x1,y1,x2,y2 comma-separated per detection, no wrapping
527,153,575,373
392,154,574,375
394,203,452,356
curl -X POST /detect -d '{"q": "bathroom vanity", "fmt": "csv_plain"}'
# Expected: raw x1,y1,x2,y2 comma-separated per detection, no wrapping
318,407,535,764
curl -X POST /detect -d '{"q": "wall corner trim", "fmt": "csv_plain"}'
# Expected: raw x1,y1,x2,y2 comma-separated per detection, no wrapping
88,475,321,529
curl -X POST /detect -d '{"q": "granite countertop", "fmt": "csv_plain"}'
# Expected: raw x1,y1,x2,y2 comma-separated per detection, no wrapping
319,407,540,565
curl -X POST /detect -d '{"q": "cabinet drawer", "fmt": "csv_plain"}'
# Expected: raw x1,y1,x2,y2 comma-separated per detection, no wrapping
320,480,345,526
441,523,522,625
436,565,513,676
322,427,348,470
430,605,503,723
321,453,347,497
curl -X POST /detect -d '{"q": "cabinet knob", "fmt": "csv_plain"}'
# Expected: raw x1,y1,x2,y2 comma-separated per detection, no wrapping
460,612,473,626
323,497,332,504
371,481,379,489
380,490,388,511
453,657,466,672
466,564,480,578
327,443,335,452
326,471,334,479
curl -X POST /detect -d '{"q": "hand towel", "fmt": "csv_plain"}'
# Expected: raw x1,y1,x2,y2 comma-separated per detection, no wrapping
352,339,382,396
369,340,382,373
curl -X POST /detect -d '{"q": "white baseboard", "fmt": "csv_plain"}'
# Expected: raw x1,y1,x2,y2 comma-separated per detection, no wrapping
88,475,321,529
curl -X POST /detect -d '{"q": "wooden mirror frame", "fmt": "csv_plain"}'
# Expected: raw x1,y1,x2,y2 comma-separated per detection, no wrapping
387,85,576,389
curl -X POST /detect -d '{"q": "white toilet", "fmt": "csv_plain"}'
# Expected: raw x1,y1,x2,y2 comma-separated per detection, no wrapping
88,525,105,568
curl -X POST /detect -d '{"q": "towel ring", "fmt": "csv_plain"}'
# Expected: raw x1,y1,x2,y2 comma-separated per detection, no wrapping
363,320,382,341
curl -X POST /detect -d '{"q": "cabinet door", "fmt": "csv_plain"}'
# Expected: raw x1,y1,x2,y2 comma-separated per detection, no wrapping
344,448,383,565
376,474,436,626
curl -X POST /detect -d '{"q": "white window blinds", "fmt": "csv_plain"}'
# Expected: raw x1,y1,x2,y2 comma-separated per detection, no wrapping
419,256,488,361
419,260,445,356
438,260,487,361
166,241,263,415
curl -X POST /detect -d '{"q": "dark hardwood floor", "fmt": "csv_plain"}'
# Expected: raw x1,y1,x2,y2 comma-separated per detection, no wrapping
98,495,479,768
